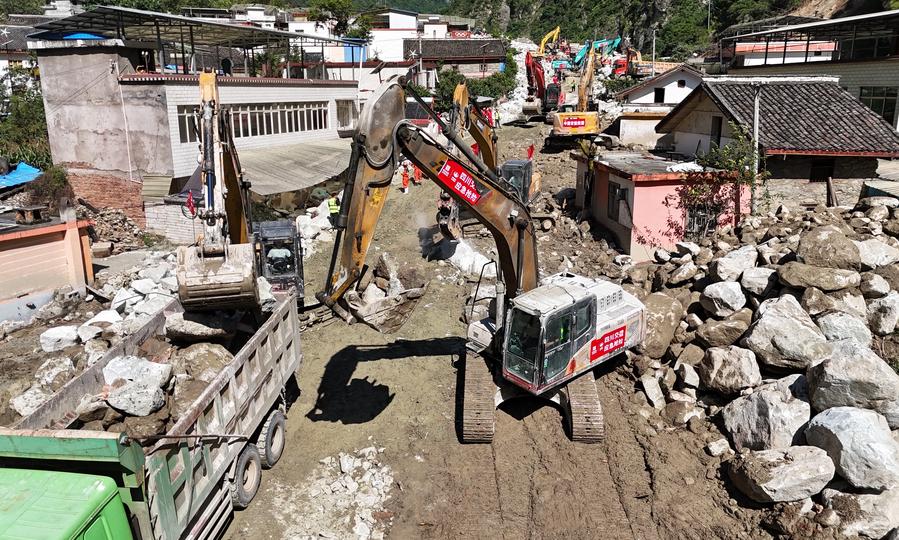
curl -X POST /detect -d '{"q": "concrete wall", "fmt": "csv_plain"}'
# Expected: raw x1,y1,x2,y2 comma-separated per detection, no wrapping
730,58,899,130
144,202,198,244
620,116,673,148
669,94,736,156
624,70,701,105
370,29,418,61
388,12,418,29
422,23,448,38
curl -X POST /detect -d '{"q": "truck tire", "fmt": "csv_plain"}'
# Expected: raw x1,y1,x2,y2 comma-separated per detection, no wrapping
231,444,262,509
259,409,286,469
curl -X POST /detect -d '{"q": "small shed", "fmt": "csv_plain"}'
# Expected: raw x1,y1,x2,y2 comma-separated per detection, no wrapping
571,151,749,262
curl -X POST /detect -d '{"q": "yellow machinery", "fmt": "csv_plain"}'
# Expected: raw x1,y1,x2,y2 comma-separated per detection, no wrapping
551,45,600,139
317,76,646,443
175,71,259,311
536,26,560,57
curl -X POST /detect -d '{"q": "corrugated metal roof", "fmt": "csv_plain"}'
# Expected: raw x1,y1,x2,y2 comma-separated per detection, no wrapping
240,138,352,195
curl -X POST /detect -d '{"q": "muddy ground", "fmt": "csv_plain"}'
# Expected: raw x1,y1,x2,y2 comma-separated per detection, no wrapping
225,124,773,540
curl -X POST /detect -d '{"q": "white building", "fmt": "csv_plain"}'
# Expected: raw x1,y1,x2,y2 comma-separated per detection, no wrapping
609,64,704,148
734,41,835,67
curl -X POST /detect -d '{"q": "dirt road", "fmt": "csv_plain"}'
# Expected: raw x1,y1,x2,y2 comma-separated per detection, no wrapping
225,125,767,540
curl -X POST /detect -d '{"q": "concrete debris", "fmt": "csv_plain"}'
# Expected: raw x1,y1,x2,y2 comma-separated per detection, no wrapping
9,386,53,417
33,356,76,392
805,407,899,490
106,381,165,417
728,446,835,503
268,445,394,540
172,344,233,383
103,355,172,389
821,488,899,539
164,312,237,342
39,325,79,353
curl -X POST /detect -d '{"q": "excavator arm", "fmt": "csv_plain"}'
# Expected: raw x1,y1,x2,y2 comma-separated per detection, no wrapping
578,45,596,113
451,81,498,173
537,26,560,57
319,78,538,309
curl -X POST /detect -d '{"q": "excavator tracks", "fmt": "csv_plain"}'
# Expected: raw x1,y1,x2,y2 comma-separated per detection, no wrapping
565,373,605,444
461,352,496,443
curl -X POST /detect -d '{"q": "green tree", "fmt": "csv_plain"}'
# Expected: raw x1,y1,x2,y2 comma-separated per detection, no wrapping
696,122,767,215
656,0,711,60
0,61,52,169
0,0,43,19
308,0,356,37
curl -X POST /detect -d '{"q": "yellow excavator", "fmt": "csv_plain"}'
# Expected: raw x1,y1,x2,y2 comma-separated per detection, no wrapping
318,76,646,443
176,72,304,311
535,26,561,58
550,44,600,140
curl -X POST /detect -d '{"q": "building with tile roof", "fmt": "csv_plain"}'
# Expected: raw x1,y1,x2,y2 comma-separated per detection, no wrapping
656,76,899,181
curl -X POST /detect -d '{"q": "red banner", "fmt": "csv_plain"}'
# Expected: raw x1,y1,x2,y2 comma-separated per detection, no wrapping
590,325,627,361
562,117,586,128
437,160,481,205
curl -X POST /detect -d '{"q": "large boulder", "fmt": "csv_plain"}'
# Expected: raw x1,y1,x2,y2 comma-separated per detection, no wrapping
710,245,758,282
728,446,834,503
815,312,872,347
741,295,829,370
638,293,684,359
700,282,746,318
805,407,899,490
860,272,891,298
39,326,79,353
740,267,778,297
164,312,237,342
103,355,172,389
9,386,52,417
699,346,761,395
855,238,899,269
667,261,698,286
807,339,899,428
779,262,861,292
722,375,810,451
106,381,165,417
797,225,861,270
697,318,749,347
868,291,899,336
171,343,234,383
33,357,75,392
821,488,899,539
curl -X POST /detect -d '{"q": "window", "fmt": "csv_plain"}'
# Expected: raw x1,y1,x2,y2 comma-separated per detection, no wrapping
177,101,330,143
860,87,897,126
677,79,686,88
653,88,665,103
543,312,572,383
710,115,723,149
685,204,718,240
337,100,358,130
607,182,628,222
810,158,835,182
572,300,595,353
505,308,541,384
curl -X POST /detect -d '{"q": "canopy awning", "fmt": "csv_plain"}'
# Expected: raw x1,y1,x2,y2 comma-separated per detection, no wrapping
240,138,352,195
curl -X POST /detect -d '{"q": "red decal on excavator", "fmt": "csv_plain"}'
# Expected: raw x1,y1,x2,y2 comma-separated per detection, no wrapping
562,117,586,128
437,160,481,205
590,325,627,361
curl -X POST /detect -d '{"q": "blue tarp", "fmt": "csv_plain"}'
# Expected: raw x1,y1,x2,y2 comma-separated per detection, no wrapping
64,32,105,40
0,163,42,189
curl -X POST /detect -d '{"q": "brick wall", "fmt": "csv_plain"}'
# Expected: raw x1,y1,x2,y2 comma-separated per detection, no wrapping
144,201,199,244
68,172,145,227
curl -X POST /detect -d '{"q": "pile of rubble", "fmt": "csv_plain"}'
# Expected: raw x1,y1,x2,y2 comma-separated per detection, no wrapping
5,251,270,434
78,205,146,254
618,197,899,538
270,445,394,540
496,39,537,123
337,253,427,333
296,195,336,259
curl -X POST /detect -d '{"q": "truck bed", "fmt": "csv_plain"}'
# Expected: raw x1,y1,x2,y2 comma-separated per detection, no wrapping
0,292,302,539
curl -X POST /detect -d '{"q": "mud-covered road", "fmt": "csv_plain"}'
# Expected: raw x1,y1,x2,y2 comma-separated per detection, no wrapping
225,125,768,540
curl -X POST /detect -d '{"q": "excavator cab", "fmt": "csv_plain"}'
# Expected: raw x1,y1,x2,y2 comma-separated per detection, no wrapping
255,220,304,301
500,160,534,204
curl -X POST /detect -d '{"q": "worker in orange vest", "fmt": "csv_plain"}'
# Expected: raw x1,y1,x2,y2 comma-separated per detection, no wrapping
401,159,410,193
413,164,422,185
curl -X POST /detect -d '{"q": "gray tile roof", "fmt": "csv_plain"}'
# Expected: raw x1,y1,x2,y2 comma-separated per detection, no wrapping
0,25,34,51
403,38,504,60
658,78,899,156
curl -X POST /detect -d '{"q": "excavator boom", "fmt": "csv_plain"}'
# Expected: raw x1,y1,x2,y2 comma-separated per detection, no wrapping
320,78,538,310
537,26,560,57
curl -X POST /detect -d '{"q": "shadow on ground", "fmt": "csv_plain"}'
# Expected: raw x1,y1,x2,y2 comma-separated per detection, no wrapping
307,336,467,425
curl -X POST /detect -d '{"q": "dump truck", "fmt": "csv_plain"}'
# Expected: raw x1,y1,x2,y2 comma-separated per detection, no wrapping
0,292,301,539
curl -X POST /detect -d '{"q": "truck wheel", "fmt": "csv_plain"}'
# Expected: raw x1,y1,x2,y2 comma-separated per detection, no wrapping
259,409,286,469
231,444,262,509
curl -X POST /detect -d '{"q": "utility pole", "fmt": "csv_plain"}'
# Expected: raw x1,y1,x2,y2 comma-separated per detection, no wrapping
751,82,762,215
707,0,712,31
651,29,656,76
418,33,423,86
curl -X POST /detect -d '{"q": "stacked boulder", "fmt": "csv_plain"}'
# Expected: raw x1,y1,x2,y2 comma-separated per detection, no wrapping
623,198,899,538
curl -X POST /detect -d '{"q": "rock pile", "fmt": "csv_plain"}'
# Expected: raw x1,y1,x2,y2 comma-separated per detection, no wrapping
78,206,146,254
621,199,899,538
340,253,428,333
269,445,394,540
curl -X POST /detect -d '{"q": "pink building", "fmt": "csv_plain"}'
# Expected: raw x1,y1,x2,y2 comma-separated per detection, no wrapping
571,151,750,261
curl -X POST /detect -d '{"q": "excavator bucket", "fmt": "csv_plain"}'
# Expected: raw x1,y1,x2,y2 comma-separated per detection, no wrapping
176,243,259,312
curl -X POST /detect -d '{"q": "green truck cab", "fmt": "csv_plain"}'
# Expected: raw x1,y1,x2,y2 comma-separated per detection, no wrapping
0,469,131,539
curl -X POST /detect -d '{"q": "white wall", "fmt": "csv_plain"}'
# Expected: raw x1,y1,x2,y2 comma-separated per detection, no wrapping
422,23,447,38
743,50,833,66
388,12,417,29
165,83,358,177
624,69,702,105
620,117,668,148
369,29,418,61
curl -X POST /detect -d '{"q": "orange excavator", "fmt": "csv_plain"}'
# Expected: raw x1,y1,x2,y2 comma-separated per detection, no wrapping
318,76,646,443
550,44,600,140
